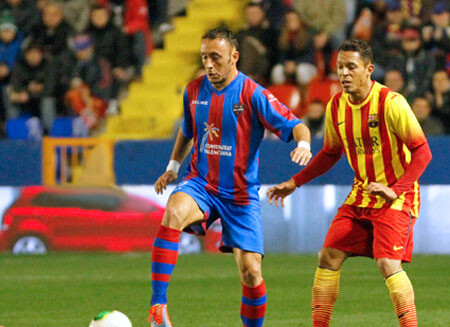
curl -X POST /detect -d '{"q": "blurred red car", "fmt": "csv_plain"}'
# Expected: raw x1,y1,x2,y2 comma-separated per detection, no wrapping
0,186,221,254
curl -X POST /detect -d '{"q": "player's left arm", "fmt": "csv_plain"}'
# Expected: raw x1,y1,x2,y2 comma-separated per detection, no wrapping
368,93,432,200
254,88,312,166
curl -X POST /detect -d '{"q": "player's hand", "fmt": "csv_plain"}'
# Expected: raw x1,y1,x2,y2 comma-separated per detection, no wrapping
266,178,297,208
290,147,312,166
155,171,178,194
367,182,398,201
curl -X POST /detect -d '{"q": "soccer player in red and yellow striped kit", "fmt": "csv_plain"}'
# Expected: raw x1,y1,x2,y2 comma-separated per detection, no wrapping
267,39,432,327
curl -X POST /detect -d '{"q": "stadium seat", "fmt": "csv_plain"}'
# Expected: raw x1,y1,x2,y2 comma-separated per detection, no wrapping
50,117,88,137
5,117,43,141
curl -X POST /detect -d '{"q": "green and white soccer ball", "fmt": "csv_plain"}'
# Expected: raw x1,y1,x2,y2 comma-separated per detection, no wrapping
89,310,132,327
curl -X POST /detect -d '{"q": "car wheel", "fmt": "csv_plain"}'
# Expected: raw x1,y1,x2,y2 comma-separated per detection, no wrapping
178,232,202,254
12,235,48,255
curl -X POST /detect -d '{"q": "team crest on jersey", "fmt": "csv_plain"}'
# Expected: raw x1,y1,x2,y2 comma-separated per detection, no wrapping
368,114,379,128
233,104,245,117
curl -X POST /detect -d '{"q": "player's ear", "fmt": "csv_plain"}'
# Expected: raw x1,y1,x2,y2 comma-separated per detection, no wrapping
232,49,239,65
366,63,375,77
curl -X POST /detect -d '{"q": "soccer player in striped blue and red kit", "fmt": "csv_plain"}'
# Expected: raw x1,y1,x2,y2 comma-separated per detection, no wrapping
148,27,312,327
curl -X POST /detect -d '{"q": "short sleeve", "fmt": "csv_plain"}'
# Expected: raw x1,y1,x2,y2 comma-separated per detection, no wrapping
252,88,302,142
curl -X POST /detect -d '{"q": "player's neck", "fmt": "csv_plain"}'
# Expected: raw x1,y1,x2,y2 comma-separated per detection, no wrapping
349,80,373,104
212,70,239,91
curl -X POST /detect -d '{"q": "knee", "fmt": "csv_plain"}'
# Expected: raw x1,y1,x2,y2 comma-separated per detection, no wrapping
239,260,262,287
376,258,402,278
161,205,187,230
318,248,345,271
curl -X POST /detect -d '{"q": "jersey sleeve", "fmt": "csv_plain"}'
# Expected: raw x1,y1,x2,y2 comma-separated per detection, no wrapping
385,93,427,150
181,88,193,139
252,88,302,142
323,98,343,155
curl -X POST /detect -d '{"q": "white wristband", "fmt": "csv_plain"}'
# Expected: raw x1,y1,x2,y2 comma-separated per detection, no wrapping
297,141,310,151
166,160,181,173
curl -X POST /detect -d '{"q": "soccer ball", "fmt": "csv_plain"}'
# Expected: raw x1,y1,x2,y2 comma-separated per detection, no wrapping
89,310,132,327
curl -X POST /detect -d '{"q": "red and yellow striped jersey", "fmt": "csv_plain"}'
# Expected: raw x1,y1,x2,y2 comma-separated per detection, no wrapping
324,81,427,216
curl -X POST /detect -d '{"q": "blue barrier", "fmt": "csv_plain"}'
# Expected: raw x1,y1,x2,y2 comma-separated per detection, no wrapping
114,136,449,185
0,140,41,186
0,136,447,186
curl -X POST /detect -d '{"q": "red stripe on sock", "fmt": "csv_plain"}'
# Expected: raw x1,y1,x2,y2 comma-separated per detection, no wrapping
152,273,171,282
241,303,267,319
152,248,178,265
156,225,181,243
242,280,266,299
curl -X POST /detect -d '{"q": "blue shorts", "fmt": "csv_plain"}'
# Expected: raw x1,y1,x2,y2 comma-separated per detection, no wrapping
172,177,264,255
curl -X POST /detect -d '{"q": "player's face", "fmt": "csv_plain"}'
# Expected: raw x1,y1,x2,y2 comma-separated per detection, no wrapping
337,51,374,97
201,38,239,89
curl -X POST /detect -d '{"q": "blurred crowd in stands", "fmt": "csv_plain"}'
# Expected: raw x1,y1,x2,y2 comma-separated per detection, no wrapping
0,0,169,138
236,0,450,137
0,0,448,139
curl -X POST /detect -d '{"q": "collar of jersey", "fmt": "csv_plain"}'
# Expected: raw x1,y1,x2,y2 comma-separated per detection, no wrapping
346,80,376,109
205,71,242,95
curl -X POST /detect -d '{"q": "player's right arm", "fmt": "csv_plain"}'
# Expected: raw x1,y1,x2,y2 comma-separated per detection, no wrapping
155,128,193,194
267,97,343,207
155,87,194,194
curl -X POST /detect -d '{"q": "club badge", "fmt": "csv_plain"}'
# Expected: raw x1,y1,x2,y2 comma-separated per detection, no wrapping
233,104,244,117
368,114,379,128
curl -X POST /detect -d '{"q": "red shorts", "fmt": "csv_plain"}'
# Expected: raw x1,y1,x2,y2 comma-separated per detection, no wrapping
323,205,416,262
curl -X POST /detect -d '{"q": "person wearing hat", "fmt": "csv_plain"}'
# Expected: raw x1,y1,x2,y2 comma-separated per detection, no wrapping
9,41,56,133
370,1,405,81
0,10,24,126
387,26,436,102
64,34,112,132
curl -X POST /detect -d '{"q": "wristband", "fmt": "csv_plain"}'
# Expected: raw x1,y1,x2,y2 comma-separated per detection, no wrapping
166,160,181,173
297,141,310,151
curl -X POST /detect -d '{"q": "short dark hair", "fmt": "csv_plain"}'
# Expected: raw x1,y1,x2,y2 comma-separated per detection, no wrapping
202,26,238,50
338,39,373,65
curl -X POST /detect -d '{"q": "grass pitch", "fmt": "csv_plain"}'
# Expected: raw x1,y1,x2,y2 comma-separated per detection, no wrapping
0,253,449,327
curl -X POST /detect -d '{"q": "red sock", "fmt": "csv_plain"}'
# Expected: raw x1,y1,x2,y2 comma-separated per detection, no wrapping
241,280,267,327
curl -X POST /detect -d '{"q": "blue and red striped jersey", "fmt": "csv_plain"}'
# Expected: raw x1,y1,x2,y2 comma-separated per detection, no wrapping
181,72,302,204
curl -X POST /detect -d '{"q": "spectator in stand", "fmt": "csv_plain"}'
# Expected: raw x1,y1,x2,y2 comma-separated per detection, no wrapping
0,0,41,34
122,0,152,80
29,1,74,119
371,1,405,79
252,0,292,32
58,0,92,33
29,2,74,59
293,0,346,49
388,26,436,102
236,2,278,85
312,31,337,80
303,99,326,138
384,68,407,94
87,4,131,113
421,2,450,69
271,9,316,86
64,34,112,132
9,42,56,133
0,11,24,126
411,96,445,135
426,70,450,133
